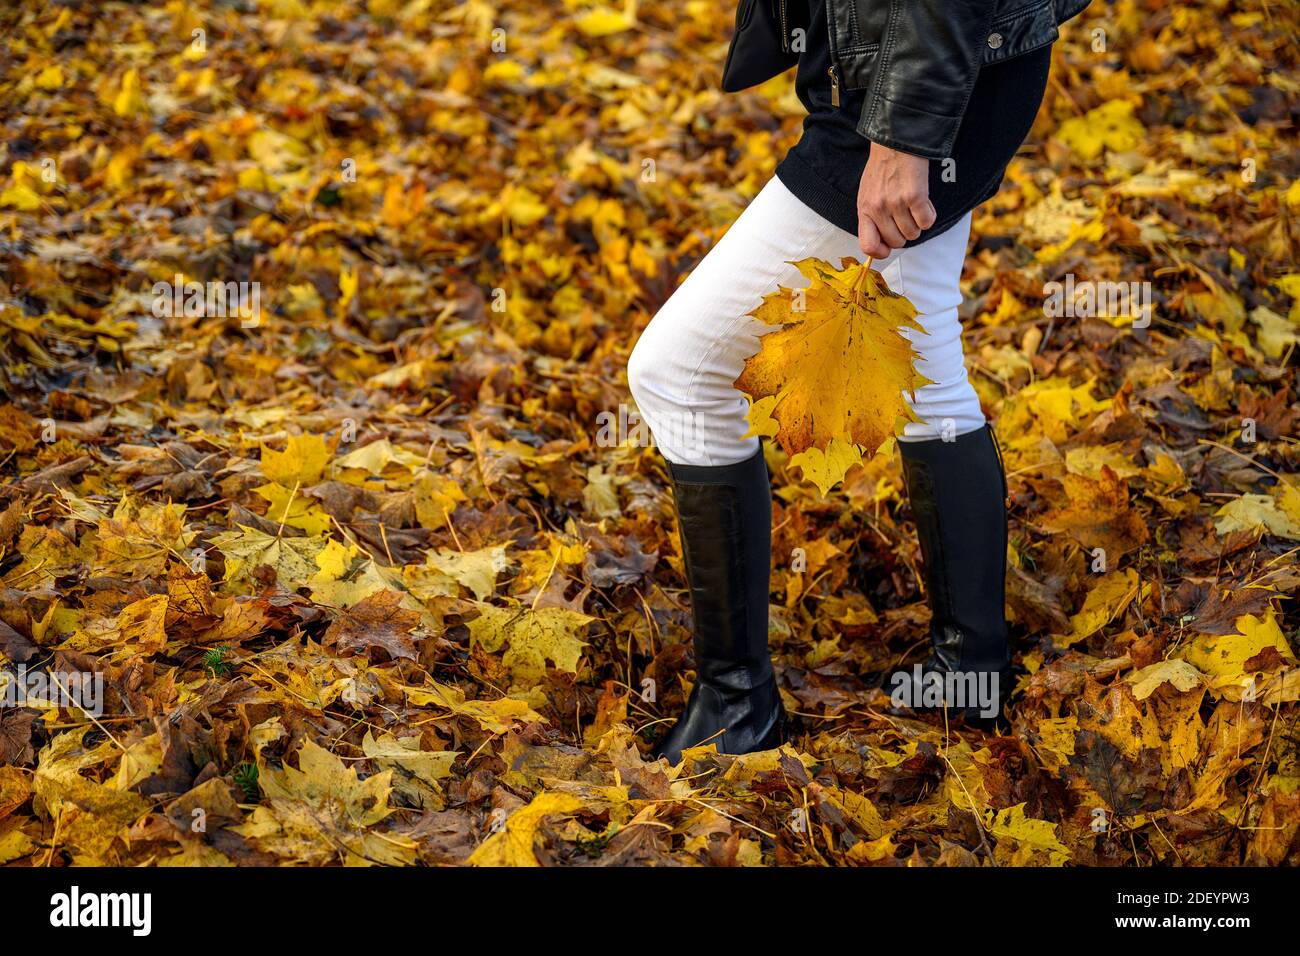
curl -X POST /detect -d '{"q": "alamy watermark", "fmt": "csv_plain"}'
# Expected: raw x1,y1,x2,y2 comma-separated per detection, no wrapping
1043,274,1152,328
889,666,1000,719
595,403,702,456
1,665,104,717
152,274,262,327
49,886,151,936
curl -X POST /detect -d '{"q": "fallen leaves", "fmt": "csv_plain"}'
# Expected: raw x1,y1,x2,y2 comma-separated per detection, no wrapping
0,0,1295,869
467,605,592,689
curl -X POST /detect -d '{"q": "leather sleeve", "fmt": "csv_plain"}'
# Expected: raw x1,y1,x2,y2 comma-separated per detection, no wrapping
857,0,998,160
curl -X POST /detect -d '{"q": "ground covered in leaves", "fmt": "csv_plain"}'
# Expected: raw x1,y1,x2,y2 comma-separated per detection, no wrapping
0,0,1298,866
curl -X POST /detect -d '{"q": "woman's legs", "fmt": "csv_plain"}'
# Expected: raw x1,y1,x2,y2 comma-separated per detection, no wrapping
628,179,985,466
628,178,1003,761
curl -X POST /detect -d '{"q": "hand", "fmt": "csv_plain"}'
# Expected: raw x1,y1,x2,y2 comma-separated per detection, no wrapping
856,144,936,260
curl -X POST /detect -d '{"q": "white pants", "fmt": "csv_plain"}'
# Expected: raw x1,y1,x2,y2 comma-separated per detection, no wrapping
628,177,984,467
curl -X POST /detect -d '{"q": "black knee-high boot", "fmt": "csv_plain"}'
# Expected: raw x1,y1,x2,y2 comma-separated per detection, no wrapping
887,424,1012,722
653,447,787,765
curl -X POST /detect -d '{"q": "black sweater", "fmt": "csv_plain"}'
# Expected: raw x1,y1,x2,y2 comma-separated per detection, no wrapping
774,0,1052,246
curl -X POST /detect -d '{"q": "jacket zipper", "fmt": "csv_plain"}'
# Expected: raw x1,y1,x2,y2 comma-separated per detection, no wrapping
828,64,840,107
778,0,789,52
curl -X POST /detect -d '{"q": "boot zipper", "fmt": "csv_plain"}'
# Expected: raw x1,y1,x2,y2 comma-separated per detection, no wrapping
778,0,789,52
828,63,840,107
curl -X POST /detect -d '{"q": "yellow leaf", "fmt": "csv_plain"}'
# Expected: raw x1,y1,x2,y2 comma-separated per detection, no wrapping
401,681,545,734
1128,659,1206,699
0,182,43,211
361,731,458,787
35,64,64,90
845,832,897,863
1249,306,1299,360
1144,452,1187,492
735,257,929,465
211,524,325,590
986,803,1070,866
338,265,359,311
238,735,415,866
260,433,332,486
0,830,34,865
422,545,509,602
468,791,584,866
1182,611,1296,700
413,470,468,530
500,184,548,226
312,538,360,582
111,68,146,117
1062,569,1144,647
1214,494,1300,540
787,438,865,496
92,498,194,578
0,766,32,822
62,593,168,658
254,482,333,535
574,1,637,37
582,464,621,518
1054,100,1143,160
259,737,395,828
113,733,163,790
483,59,526,83
468,604,591,687
336,438,426,475
32,731,150,864
1064,443,1141,480
1277,480,1300,527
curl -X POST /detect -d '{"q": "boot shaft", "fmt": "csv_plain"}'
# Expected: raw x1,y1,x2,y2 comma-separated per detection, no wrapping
667,448,775,690
898,425,1011,674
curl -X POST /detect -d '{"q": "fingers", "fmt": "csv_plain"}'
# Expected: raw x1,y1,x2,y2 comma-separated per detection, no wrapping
857,216,890,260
860,191,932,258
890,205,922,243
875,210,909,249
911,197,938,231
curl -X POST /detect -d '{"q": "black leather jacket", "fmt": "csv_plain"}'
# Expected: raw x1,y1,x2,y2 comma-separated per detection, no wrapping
723,0,1091,159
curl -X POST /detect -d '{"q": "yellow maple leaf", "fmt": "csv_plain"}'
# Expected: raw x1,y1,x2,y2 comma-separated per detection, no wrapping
419,545,510,602
400,681,545,734
361,731,458,787
412,470,469,530
240,736,415,866
260,433,332,487
211,524,325,590
62,593,168,658
1061,569,1147,647
92,498,195,578
1249,306,1300,359
1182,611,1296,700
1214,493,1300,540
574,0,638,38
32,731,150,865
259,737,395,828
338,265,359,312
336,437,426,475
787,438,867,497
735,257,929,491
111,68,146,117
468,791,585,866
1128,659,1206,699
468,604,591,688
986,803,1070,866
254,481,333,535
